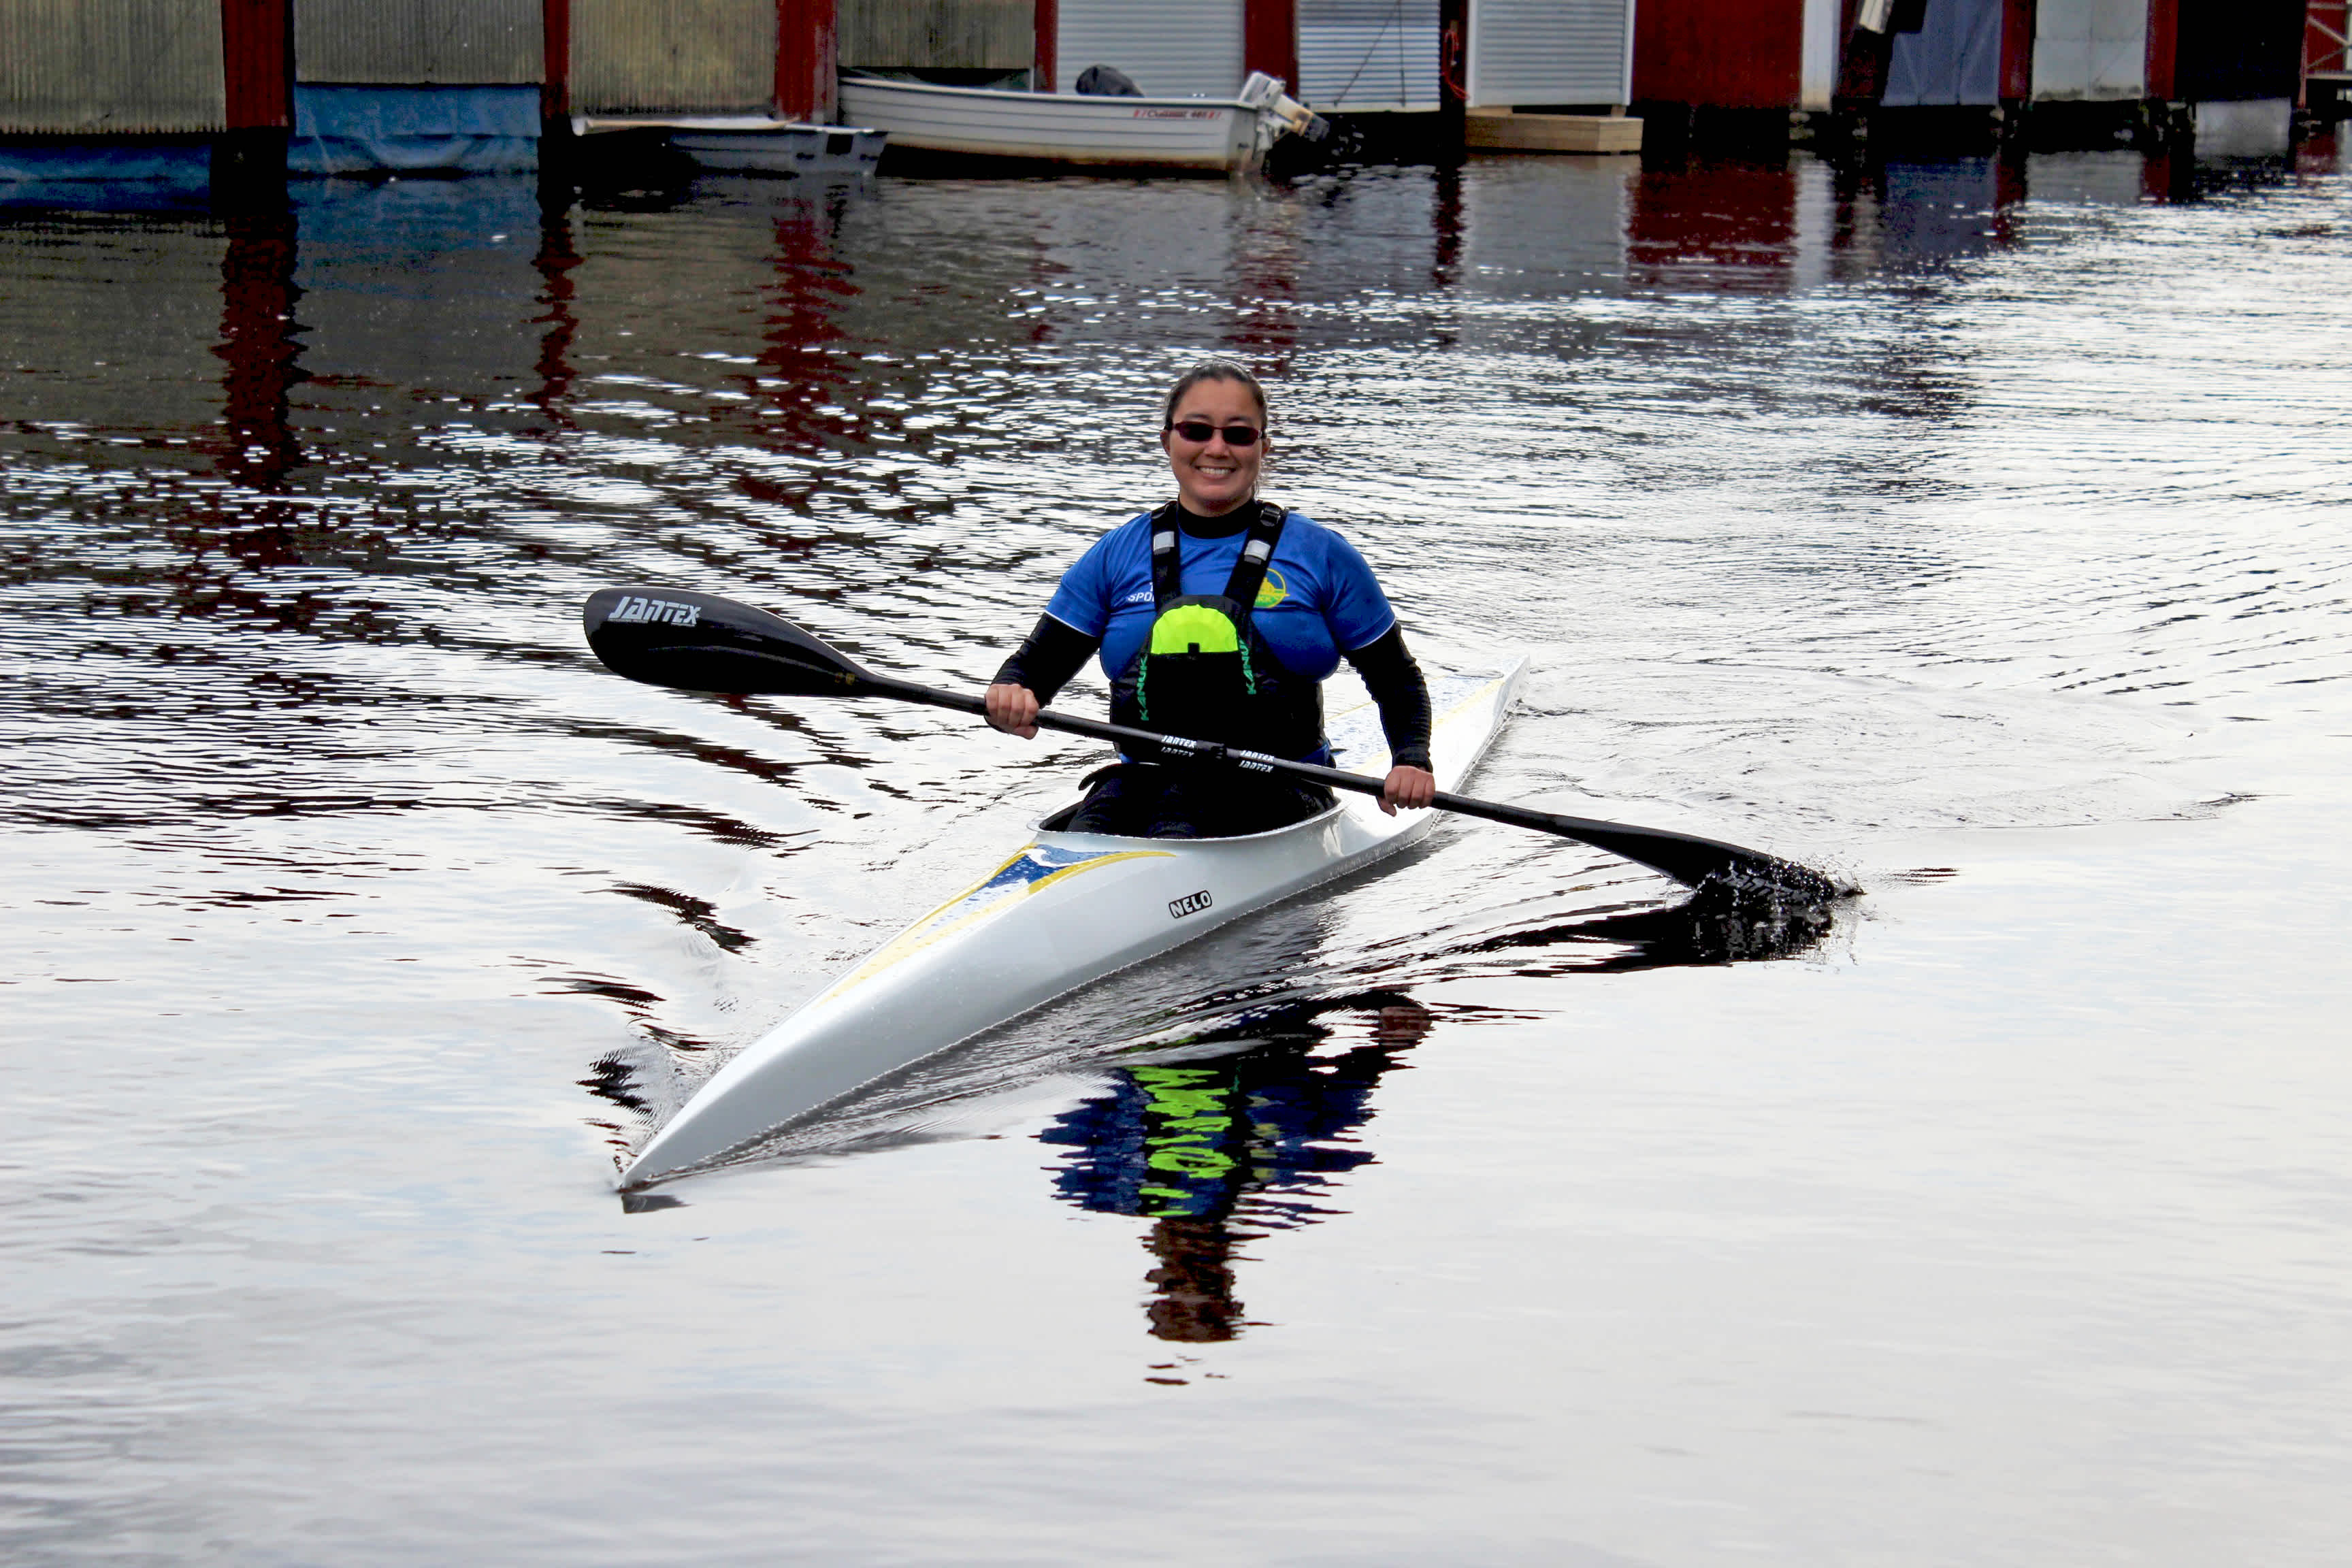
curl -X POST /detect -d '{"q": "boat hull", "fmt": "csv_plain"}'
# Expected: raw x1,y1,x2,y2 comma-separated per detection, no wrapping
570,115,886,178
623,661,1526,1184
836,77,1264,172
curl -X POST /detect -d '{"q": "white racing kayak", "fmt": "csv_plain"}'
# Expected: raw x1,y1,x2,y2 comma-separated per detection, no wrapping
623,659,1526,1185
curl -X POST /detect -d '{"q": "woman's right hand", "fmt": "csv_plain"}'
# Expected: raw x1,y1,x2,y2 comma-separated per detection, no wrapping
985,683,1040,739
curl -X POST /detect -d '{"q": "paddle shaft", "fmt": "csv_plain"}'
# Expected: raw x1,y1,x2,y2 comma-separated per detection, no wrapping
850,670,1813,893
577,586,1846,899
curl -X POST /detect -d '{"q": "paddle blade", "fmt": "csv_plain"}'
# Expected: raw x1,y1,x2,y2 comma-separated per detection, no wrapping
583,586,875,697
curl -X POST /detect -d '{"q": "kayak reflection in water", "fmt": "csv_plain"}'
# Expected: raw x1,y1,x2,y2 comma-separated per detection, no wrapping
985,359,1439,838
1039,998,1433,1344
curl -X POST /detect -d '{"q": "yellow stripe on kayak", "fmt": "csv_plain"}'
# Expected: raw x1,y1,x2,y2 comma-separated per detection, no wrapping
830,845,1175,996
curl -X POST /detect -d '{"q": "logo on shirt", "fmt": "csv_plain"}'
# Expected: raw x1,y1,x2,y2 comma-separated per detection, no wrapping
1114,568,1288,610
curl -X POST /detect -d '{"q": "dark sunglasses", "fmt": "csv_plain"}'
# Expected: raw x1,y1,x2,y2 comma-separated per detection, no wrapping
1166,421,1263,446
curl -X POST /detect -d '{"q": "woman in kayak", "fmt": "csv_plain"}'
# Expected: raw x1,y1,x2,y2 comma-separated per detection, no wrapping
985,359,1437,839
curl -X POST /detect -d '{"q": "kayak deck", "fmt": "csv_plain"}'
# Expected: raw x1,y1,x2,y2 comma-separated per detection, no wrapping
621,659,1526,1185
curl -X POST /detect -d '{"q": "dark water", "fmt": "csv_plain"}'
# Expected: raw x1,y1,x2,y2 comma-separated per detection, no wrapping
5,140,2351,1563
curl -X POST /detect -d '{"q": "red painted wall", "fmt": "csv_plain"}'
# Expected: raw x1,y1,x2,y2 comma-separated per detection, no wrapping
2000,0,2035,99
2310,0,2351,82
220,0,291,129
1034,0,1058,91
543,0,572,118
779,0,838,122
2146,0,2178,97
1244,0,1298,92
1632,0,1806,108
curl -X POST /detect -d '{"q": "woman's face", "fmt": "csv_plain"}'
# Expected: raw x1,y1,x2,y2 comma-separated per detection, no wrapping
1160,378,1267,516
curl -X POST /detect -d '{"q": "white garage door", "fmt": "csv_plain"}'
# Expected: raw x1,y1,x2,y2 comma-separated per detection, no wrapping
1058,0,1245,99
1299,0,1443,112
2032,0,2147,101
1467,0,1632,108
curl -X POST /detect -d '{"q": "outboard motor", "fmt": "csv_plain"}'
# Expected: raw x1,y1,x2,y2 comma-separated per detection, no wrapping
1075,64,1144,97
1239,71,1330,142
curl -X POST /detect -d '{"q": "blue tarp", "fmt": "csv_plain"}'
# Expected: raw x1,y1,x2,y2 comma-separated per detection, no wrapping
0,142,212,210
291,84,540,176
1884,0,2003,107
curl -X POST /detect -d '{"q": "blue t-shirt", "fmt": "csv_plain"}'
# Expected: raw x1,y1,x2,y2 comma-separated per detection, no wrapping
1043,508,1399,689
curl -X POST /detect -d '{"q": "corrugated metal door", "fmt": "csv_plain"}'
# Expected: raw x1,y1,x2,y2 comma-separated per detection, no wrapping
2032,0,2147,101
1299,0,1442,112
1058,0,1245,97
1467,0,1632,107
1883,0,2003,105
295,0,542,83
0,0,226,133
840,0,1033,71
572,0,780,114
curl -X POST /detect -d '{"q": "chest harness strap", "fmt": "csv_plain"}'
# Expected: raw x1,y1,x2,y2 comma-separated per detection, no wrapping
1135,500,1288,723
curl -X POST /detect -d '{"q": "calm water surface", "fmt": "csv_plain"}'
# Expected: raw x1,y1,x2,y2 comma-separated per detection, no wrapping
5,142,2350,1564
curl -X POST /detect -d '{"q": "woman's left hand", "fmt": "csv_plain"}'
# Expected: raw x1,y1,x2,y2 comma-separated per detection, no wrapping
1379,764,1436,815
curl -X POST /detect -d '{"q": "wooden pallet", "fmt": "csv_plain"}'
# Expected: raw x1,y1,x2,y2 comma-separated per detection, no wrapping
1465,110,1644,154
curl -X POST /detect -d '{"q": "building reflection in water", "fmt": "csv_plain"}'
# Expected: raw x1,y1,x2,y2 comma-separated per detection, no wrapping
214,209,306,491
754,195,861,459
1630,157,1802,284
190,206,312,624
1040,998,1433,1347
527,197,581,429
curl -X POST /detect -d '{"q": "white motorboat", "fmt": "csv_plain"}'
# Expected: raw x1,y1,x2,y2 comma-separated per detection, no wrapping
623,659,1525,1185
836,71,1325,174
569,115,886,178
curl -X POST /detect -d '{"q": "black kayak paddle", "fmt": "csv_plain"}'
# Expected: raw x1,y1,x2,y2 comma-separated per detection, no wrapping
583,585,1849,904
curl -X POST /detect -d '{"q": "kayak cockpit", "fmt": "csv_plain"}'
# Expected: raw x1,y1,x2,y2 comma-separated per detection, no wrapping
1032,794,1350,839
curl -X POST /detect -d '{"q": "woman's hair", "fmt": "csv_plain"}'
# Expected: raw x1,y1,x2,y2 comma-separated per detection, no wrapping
1161,359,1269,429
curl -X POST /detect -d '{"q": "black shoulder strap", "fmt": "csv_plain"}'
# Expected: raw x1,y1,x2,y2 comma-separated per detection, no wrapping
1147,502,1185,610
1219,502,1288,619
